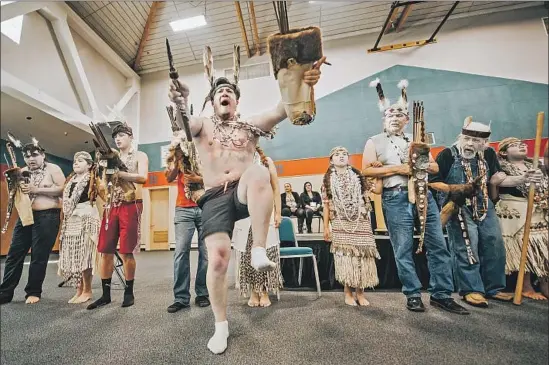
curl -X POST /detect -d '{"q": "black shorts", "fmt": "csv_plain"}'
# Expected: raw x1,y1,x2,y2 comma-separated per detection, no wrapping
197,180,249,241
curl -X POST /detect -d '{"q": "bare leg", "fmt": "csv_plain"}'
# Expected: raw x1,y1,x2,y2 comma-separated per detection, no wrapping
205,232,231,354
356,288,370,307
522,273,547,300
100,254,115,279
75,269,93,303
248,291,260,307
121,254,136,280
344,285,356,306
237,164,275,272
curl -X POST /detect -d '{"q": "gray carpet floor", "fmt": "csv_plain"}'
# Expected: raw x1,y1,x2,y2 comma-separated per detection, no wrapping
1,251,547,365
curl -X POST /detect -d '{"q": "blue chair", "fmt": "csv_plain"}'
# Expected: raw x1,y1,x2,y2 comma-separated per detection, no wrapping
278,216,321,298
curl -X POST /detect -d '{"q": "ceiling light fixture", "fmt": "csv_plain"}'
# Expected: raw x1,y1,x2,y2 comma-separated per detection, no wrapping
169,15,207,32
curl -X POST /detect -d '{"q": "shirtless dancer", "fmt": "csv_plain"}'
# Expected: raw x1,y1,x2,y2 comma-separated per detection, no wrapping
168,57,323,354
87,123,149,310
0,143,65,304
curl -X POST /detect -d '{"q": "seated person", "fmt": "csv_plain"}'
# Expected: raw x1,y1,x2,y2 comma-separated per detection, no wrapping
280,183,305,233
300,181,323,233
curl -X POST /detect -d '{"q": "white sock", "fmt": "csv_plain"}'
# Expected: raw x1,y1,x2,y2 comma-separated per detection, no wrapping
250,247,276,272
207,321,229,355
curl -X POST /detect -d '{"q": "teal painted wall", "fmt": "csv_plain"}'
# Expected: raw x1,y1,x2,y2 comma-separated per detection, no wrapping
0,139,73,177
140,65,549,172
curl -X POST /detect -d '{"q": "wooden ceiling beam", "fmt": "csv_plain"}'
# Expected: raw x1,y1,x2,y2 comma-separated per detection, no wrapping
234,1,252,58
384,5,400,34
395,4,413,32
248,1,261,56
133,1,160,71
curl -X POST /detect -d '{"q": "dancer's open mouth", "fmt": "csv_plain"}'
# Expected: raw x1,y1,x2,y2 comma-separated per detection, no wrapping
221,100,229,106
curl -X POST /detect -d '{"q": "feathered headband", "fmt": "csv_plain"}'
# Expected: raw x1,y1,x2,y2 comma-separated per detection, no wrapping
202,45,241,112
7,132,46,156
369,78,409,117
99,105,133,138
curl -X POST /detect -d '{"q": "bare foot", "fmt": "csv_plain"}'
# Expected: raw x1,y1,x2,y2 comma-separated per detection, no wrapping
75,293,92,304
248,292,260,307
68,293,80,304
345,295,357,306
356,294,370,307
25,296,40,304
523,291,547,301
259,292,271,307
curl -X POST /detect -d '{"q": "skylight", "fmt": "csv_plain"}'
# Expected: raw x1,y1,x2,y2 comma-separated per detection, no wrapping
1,14,23,44
169,15,207,32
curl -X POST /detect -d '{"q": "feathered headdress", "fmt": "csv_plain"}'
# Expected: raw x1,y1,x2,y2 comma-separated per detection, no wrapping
369,78,410,117
201,45,241,112
98,105,133,138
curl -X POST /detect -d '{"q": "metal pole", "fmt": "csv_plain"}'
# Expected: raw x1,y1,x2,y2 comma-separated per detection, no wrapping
372,2,399,51
427,1,459,43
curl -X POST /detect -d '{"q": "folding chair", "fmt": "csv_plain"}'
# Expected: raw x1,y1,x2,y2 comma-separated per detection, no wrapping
278,217,321,298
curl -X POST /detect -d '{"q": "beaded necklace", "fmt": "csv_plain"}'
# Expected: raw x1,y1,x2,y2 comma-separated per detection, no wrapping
29,163,47,202
330,167,362,233
211,115,275,148
460,154,489,221
386,133,410,164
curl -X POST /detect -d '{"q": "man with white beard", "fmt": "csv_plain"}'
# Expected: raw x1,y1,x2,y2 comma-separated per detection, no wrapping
429,117,514,308
362,78,468,315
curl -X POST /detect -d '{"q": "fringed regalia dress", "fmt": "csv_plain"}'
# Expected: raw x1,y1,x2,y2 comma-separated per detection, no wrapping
324,168,380,289
496,160,549,277
58,172,100,286
233,215,283,296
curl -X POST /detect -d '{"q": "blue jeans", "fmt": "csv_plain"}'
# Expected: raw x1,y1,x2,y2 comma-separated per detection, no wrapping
382,190,454,299
446,203,506,296
173,207,208,305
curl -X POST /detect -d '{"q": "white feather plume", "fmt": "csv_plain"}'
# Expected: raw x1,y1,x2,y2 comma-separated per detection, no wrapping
369,78,380,88
378,98,390,112
397,79,409,89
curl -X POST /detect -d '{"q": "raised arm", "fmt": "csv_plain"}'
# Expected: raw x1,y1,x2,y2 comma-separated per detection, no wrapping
361,139,410,178
168,82,204,138
119,151,149,185
249,58,325,132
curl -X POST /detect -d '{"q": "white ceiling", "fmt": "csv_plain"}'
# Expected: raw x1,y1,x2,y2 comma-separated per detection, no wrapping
66,1,544,74
0,93,94,160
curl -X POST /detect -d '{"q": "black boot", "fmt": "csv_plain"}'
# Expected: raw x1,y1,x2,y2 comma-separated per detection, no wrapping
306,225,312,234
0,292,13,305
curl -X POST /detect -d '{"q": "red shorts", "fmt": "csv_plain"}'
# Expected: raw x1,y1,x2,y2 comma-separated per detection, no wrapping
97,200,143,254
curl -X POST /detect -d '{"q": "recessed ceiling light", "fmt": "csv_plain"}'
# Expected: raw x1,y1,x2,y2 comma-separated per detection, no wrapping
169,15,207,32
26,116,32,120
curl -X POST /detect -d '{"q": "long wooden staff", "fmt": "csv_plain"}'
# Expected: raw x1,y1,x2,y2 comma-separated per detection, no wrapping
513,111,545,305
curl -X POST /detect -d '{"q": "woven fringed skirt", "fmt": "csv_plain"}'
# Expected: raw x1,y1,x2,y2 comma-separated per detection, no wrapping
236,229,284,296
58,202,100,287
331,215,380,289
496,194,549,277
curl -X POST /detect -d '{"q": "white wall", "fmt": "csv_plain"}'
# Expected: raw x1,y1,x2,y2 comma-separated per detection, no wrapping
139,6,548,145
1,12,80,110
71,29,128,118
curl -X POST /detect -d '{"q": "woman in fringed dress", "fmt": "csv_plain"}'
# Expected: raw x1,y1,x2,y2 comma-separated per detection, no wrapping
322,146,380,306
233,146,283,308
495,138,548,299
58,151,100,304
